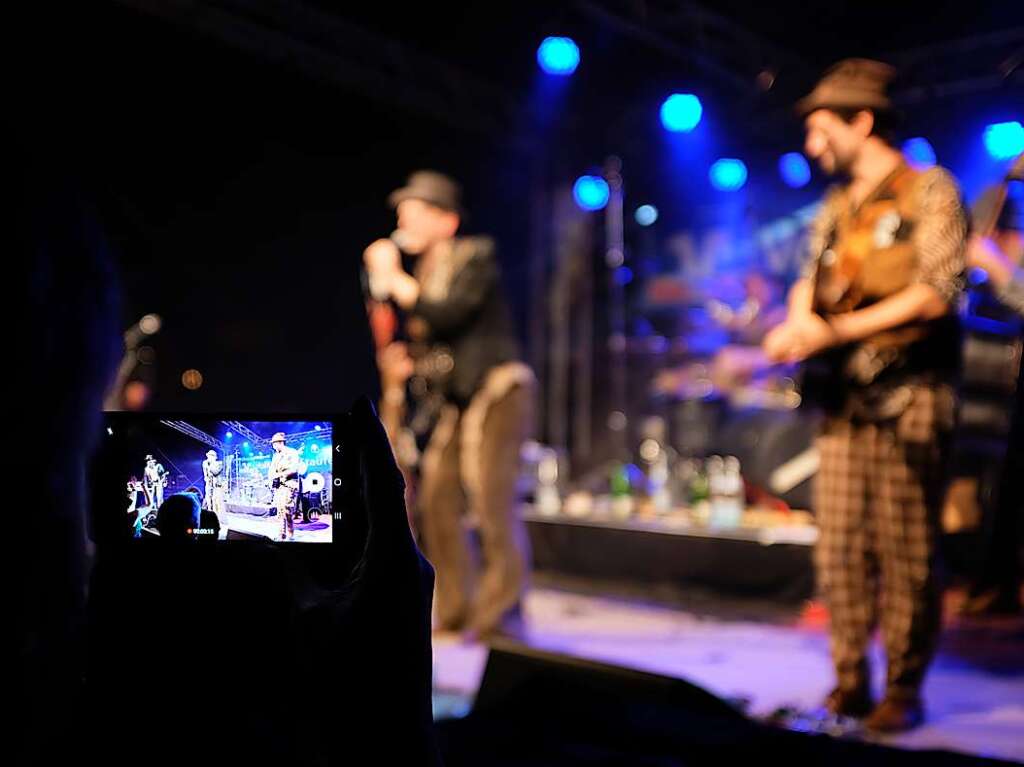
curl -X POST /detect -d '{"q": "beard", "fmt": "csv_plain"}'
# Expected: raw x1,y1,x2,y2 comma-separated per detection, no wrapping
818,149,854,178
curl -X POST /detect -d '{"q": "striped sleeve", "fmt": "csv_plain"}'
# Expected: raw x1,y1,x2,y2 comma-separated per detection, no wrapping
911,167,968,303
801,186,843,280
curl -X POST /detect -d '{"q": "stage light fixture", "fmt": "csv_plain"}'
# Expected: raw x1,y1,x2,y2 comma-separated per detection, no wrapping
573,175,610,211
635,205,659,226
778,152,811,187
537,36,579,75
709,159,747,191
902,137,936,168
984,121,1024,160
660,94,702,133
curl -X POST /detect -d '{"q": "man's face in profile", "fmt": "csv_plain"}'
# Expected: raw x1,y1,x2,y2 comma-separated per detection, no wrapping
804,109,870,176
396,198,459,255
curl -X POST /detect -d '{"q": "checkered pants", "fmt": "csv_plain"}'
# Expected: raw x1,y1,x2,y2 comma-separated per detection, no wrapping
814,384,953,697
274,485,297,539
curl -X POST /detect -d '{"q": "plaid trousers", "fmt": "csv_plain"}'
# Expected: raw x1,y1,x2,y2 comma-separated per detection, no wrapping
814,384,953,697
274,484,297,539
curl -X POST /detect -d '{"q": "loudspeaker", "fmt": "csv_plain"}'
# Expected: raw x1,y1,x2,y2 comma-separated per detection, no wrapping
225,528,270,541
473,637,744,722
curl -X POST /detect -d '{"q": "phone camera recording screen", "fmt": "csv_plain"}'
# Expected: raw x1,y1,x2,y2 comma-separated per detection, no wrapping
94,415,340,543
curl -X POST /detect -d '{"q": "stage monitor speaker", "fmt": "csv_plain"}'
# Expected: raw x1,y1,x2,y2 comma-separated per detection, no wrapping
473,637,746,724
225,528,271,541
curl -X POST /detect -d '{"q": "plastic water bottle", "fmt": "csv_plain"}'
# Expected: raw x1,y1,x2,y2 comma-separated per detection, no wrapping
638,417,674,515
711,456,744,529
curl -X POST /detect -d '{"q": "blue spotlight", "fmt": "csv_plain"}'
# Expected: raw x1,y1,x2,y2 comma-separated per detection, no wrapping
243,441,250,449
660,93,703,133
635,205,659,226
537,36,580,76
902,137,936,168
614,266,634,285
314,425,322,431
778,152,811,188
225,432,233,439
984,121,1024,160
573,175,610,211
709,159,747,191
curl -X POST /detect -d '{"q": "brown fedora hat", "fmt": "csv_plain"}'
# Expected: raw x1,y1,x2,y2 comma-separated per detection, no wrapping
797,58,896,117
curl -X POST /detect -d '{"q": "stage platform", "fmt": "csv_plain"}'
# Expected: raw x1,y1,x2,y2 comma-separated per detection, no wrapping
432,585,1024,764
524,507,817,602
222,509,332,543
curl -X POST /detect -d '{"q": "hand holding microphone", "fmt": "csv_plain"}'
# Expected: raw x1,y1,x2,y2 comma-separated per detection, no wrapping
363,234,405,300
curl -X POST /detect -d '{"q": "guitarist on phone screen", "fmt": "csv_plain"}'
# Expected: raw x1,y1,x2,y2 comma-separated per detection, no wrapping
268,432,301,541
763,59,968,732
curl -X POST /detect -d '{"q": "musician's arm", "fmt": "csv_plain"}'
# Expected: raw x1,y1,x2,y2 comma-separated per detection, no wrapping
785,278,815,318
775,187,841,329
828,284,949,343
388,241,496,331
969,234,1024,316
408,243,497,334
379,387,406,448
388,271,420,310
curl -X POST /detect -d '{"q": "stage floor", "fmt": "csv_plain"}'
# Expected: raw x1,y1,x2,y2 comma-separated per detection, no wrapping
223,509,333,542
433,586,1024,763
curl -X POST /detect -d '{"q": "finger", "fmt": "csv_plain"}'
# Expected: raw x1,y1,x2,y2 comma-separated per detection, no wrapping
350,396,417,558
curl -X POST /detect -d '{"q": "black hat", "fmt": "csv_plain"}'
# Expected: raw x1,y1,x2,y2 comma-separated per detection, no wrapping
388,170,464,216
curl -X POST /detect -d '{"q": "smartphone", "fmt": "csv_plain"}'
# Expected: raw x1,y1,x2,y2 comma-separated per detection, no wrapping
90,412,354,545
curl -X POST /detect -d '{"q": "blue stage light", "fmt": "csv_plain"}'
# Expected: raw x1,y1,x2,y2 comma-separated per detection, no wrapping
537,36,579,76
660,94,702,133
314,425,322,431
614,266,634,285
984,121,1024,160
902,137,936,168
778,152,811,188
968,267,989,286
635,205,659,226
573,175,610,211
709,159,747,191
243,441,250,449
225,432,233,439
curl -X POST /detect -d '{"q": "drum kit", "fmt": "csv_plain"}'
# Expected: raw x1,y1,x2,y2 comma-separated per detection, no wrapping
229,461,332,523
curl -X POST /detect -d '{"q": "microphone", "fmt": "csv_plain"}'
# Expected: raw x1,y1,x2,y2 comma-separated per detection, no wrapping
124,313,162,350
389,229,413,252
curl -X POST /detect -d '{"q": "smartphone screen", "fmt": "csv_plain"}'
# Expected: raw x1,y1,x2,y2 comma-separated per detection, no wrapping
91,413,351,544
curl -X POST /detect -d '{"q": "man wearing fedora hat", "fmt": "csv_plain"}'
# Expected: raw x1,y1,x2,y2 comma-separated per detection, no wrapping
765,59,968,731
363,170,535,639
202,448,228,533
268,432,301,541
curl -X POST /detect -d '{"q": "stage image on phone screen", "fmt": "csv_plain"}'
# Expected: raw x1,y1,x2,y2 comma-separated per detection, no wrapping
98,416,336,543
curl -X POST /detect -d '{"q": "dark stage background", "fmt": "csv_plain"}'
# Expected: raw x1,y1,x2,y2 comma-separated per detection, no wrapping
25,2,535,413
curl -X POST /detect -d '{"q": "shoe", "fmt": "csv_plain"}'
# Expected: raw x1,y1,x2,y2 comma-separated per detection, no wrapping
823,685,874,718
864,694,925,733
